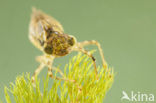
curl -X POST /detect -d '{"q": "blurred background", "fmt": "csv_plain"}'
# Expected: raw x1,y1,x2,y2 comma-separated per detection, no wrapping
0,0,156,103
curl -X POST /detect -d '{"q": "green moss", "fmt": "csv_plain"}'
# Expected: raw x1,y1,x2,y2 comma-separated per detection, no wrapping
4,53,114,103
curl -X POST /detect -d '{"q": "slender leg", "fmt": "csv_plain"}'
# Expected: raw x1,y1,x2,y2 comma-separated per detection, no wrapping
73,47,98,79
48,67,75,82
33,54,76,85
37,55,75,83
32,55,78,90
77,40,107,69
50,66,64,77
49,66,81,91
47,60,75,82
50,66,74,81
32,55,49,84
32,63,45,83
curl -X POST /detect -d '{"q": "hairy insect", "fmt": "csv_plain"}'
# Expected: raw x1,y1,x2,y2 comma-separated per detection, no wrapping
29,8,107,83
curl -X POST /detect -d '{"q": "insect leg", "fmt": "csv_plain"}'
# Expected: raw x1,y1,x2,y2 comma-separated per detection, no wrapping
48,66,75,82
73,47,98,79
32,55,52,85
32,55,46,84
77,40,107,69
49,66,82,91
45,56,75,83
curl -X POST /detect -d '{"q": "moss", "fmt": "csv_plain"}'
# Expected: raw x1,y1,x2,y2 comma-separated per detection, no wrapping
3,53,114,103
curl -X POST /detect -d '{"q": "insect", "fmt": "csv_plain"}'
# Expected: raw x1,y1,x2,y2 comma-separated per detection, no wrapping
29,8,107,83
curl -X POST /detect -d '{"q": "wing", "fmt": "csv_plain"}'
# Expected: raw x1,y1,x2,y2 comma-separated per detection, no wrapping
31,8,64,33
29,8,64,50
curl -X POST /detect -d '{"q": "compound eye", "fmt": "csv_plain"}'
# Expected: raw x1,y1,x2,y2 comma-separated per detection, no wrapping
68,37,75,46
44,45,53,54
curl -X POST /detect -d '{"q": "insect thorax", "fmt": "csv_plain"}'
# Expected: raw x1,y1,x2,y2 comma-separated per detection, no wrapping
43,32,76,57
